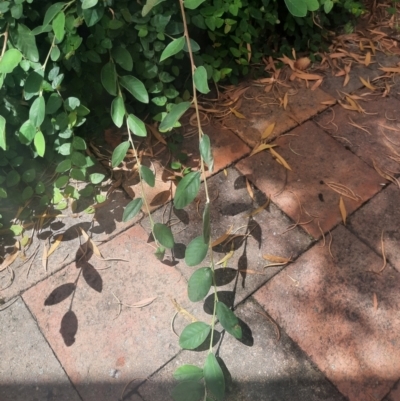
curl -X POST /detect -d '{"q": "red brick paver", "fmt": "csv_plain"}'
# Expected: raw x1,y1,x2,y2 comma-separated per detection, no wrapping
236,121,384,238
22,225,189,401
386,381,400,401
253,225,400,401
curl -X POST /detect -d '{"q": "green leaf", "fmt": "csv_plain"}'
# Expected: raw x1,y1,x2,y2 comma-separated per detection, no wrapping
160,36,185,62
185,236,208,267
216,302,242,339
55,175,69,188
111,141,130,167
24,70,44,100
70,168,86,181
7,170,20,187
72,136,87,150
16,24,39,62
204,353,225,401
56,159,71,173
65,97,80,111
202,202,210,244
159,102,191,132
200,134,214,172
174,171,200,210
0,49,22,74
173,365,204,382
194,66,210,94
305,0,319,11
29,96,45,127
112,46,133,71
119,75,149,103
0,115,5,151
19,120,36,144
171,381,205,401
43,3,66,26
0,187,7,198
83,3,104,26
188,267,212,302
111,96,125,128
153,223,174,249
34,131,45,157
10,224,23,236
71,151,87,167
142,0,166,16
52,12,65,41
127,114,147,137
82,0,98,9
101,62,117,96
22,169,36,183
46,94,63,115
141,165,155,187
284,0,307,16
22,186,34,201
324,0,334,13
122,198,143,222
89,173,105,184
184,0,206,9
179,322,210,349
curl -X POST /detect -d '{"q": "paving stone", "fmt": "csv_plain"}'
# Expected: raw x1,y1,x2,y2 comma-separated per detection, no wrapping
385,380,400,401
349,183,400,272
220,82,334,148
122,119,250,211
253,225,400,401
141,167,312,309
138,298,346,401
0,189,140,303
22,224,192,401
0,297,81,401
314,95,400,173
236,120,383,238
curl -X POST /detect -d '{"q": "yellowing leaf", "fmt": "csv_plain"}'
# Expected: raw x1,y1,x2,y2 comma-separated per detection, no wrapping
364,51,371,67
379,67,400,74
216,249,234,266
250,143,277,157
293,72,323,81
245,178,254,200
261,123,276,140
230,108,246,119
339,196,347,225
262,254,291,264
269,148,292,171
47,235,63,258
359,76,376,91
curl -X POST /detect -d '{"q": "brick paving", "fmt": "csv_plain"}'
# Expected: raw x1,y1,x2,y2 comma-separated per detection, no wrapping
2,43,400,401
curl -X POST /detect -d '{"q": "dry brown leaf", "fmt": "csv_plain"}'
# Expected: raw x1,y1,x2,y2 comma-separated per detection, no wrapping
211,226,233,247
294,57,311,70
245,178,254,200
245,198,270,218
326,182,359,201
378,230,387,273
150,190,171,206
359,76,376,91
147,124,167,145
80,227,103,258
282,92,288,110
379,67,400,73
372,159,399,187
124,297,157,308
269,148,292,171
230,108,246,119
364,51,371,67
42,244,48,271
278,54,295,70
0,248,20,272
262,254,291,264
311,79,322,91
47,235,63,258
261,123,276,140
293,72,322,81
339,196,347,225
250,143,277,157
238,269,266,275
321,100,336,106
373,293,378,311
246,42,251,63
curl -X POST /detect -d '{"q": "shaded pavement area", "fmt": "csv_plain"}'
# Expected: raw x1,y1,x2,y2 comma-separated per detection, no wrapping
2,24,400,401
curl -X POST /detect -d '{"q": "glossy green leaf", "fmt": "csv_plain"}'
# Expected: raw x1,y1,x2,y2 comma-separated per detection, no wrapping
29,96,45,127
194,66,210,94
216,302,242,339
0,49,23,74
0,188,7,198
7,170,20,187
174,171,200,210
173,365,204,382
89,173,105,184
43,3,65,26
71,151,87,167
202,202,210,244
184,0,206,9
22,186,34,201
111,141,129,167
52,11,65,41
204,353,225,401
188,267,212,302
119,75,149,103
306,0,319,11
112,46,133,71
82,0,98,9
142,0,166,17
72,136,86,150
179,322,210,349
70,168,86,181
159,101,191,132
56,159,71,173
82,4,104,27
101,62,117,96
200,134,214,172
127,114,147,137
22,169,36,183
160,36,185,62
140,165,155,187
185,236,208,267
122,198,143,222
284,0,307,16
46,94,63,115
171,381,204,401
16,24,39,62
19,120,36,144
34,131,45,157
0,115,5,151
324,0,334,13
24,70,44,100
111,96,125,128
55,175,69,188
153,223,174,249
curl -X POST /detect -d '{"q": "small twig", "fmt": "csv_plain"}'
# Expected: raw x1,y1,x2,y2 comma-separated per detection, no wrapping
256,310,281,341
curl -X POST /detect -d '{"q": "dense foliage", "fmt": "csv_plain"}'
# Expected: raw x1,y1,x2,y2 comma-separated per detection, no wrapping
0,0,364,231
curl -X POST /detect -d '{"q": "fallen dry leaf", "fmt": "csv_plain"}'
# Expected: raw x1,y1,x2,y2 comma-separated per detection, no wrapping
294,57,311,70
212,226,233,247
42,244,48,271
261,123,276,141
373,293,378,311
269,148,292,171
245,178,254,200
124,297,157,308
47,235,63,258
262,254,291,264
359,76,376,91
230,108,246,119
339,196,347,225
250,143,277,157
245,198,270,218
216,249,234,266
